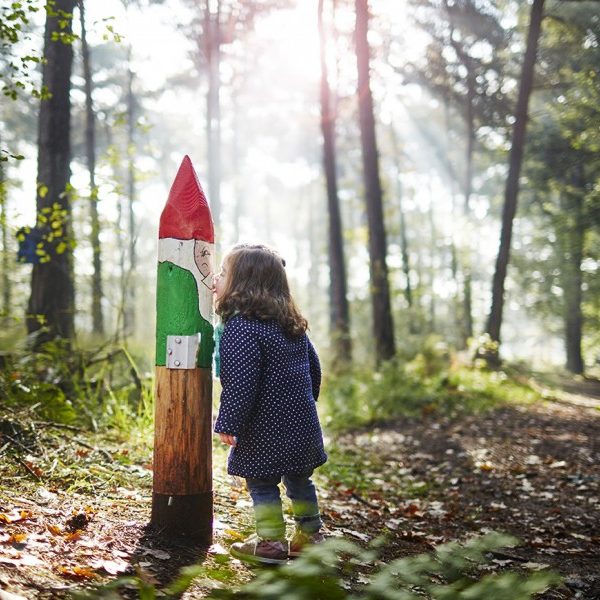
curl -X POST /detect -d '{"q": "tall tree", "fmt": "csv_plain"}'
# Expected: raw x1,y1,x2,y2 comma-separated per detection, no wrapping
388,122,416,333
204,0,222,227
516,2,600,373
27,0,76,346
485,0,545,360
0,140,9,319
354,0,395,364
124,50,137,338
406,0,511,346
79,0,104,335
559,184,585,374
318,0,351,366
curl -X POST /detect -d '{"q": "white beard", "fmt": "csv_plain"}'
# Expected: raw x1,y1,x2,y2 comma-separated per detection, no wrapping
158,237,214,324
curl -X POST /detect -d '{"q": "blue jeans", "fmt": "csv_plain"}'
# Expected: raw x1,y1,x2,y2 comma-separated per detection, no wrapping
245,470,322,540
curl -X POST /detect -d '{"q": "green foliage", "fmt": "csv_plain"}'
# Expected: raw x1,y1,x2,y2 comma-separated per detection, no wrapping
209,533,559,600
0,0,51,102
79,533,559,599
0,340,153,432
320,337,538,430
512,1,600,367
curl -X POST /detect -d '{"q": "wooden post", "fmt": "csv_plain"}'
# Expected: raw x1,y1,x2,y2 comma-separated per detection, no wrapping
151,155,215,544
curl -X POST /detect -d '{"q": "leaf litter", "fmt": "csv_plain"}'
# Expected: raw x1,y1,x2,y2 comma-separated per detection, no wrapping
0,378,599,598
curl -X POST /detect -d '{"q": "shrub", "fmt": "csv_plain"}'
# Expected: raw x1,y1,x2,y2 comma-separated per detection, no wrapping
77,532,560,599
320,337,539,430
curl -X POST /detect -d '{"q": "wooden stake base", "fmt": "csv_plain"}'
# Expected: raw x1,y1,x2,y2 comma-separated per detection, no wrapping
151,491,213,544
152,366,213,543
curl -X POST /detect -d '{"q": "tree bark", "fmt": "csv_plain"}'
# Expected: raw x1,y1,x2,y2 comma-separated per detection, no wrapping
0,145,10,318
486,0,545,355
559,183,585,374
354,0,395,365
125,61,136,338
27,0,76,346
79,0,104,335
461,65,475,345
205,0,221,227
427,188,436,332
318,0,351,367
388,124,413,313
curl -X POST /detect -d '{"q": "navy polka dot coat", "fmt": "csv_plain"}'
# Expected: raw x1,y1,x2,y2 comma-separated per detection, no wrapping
214,314,327,479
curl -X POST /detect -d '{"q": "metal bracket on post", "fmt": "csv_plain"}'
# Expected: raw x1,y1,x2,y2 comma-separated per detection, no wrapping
166,334,201,369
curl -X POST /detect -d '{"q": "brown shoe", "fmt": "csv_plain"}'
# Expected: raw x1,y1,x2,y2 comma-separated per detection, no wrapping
230,534,288,565
289,530,325,558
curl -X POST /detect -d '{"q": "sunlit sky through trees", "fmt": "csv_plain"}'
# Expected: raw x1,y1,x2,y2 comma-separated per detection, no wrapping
4,0,573,365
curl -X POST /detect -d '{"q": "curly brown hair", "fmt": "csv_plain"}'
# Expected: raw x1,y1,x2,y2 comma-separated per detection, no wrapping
215,243,308,338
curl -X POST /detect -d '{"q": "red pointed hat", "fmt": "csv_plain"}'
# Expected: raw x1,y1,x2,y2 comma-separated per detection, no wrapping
159,155,214,242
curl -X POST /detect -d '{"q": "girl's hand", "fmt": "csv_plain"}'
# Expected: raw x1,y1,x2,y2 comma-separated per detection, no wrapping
219,433,237,447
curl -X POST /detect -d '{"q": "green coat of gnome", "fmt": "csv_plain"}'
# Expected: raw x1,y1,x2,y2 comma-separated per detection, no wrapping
156,155,215,369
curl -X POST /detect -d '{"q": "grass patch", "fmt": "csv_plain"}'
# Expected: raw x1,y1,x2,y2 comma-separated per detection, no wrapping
320,336,541,431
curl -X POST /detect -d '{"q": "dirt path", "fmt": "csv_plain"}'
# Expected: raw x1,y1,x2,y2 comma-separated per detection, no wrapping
0,378,599,598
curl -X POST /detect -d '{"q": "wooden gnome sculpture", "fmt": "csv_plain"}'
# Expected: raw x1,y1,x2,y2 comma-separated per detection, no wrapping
151,155,214,543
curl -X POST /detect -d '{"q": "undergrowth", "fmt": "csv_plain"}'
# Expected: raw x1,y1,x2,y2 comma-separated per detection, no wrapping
0,339,154,440
76,532,560,599
320,336,540,430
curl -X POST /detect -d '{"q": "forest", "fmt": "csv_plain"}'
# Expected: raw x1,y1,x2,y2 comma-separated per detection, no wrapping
0,0,599,598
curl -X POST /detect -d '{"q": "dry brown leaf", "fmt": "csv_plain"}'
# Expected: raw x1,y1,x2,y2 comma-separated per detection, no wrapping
90,558,129,575
24,462,44,478
64,531,83,542
0,510,33,524
47,524,63,536
142,547,170,560
0,554,44,567
57,565,97,579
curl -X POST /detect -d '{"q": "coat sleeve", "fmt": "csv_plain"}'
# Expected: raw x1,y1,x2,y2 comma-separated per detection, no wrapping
214,318,262,437
307,336,321,401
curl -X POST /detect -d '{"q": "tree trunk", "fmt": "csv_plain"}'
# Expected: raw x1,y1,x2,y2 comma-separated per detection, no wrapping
442,95,462,343
27,0,76,346
559,182,585,374
231,85,241,244
318,0,351,367
354,0,395,365
0,147,10,318
388,124,413,312
427,187,436,332
125,61,136,338
460,65,475,346
486,0,545,356
79,0,104,335
205,0,221,228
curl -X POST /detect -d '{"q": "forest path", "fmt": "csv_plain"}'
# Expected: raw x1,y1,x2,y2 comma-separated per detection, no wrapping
0,375,599,598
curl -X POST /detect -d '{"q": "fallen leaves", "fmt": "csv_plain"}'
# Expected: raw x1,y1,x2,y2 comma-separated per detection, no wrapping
0,510,33,524
57,565,97,579
89,557,130,575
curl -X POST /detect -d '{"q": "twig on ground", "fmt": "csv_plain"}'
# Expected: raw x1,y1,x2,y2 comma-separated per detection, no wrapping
488,550,528,562
34,421,84,432
72,437,114,462
0,442,10,457
351,492,380,509
13,455,41,480
3,433,34,454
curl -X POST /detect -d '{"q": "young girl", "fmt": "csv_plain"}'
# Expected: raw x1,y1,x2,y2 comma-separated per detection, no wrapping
213,243,327,565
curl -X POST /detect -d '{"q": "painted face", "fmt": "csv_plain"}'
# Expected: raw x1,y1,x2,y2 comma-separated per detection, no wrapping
193,241,213,290
213,259,229,300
